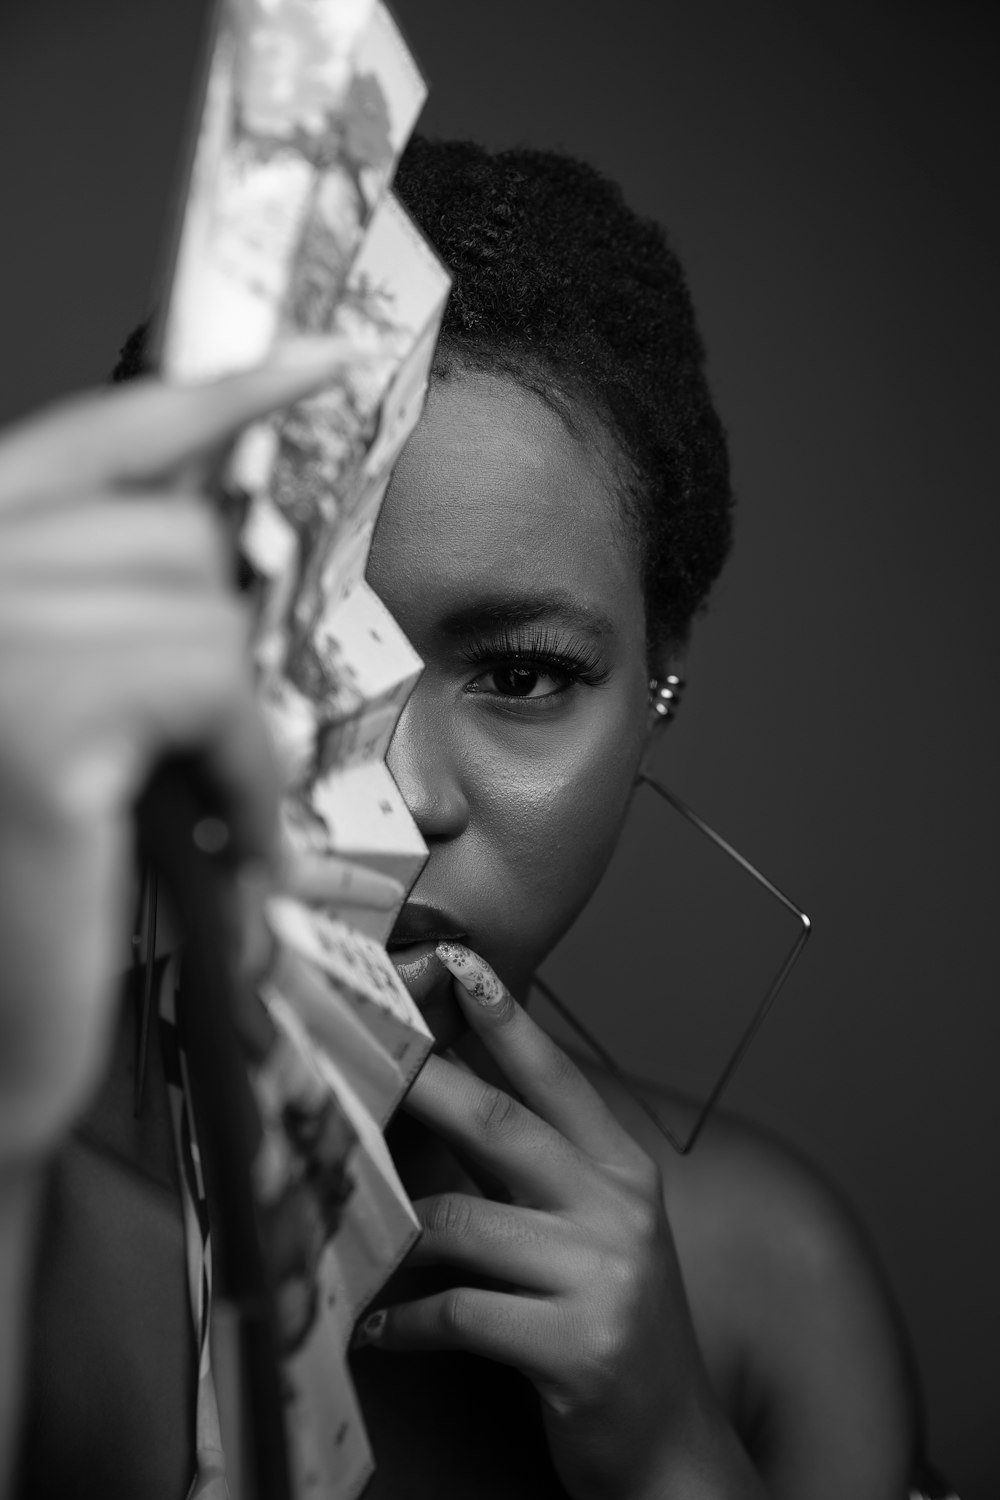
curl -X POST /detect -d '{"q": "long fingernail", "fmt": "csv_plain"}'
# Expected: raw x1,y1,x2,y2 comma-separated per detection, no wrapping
435,942,506,1008
352,1308,387,1350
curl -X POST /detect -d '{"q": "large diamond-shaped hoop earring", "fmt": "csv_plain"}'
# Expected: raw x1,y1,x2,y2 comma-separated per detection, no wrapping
529,677,812,1155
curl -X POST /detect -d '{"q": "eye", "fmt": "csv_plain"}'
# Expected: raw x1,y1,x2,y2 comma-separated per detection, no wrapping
472,662,569,699
460,627,610,709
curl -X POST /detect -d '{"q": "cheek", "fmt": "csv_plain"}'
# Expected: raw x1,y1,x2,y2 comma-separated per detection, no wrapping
466,697,647,980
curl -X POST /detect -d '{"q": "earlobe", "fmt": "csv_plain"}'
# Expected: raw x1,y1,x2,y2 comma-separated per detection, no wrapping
646,670,685,725
638,667,685,780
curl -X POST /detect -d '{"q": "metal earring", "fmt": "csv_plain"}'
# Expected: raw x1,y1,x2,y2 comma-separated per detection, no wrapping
530,762,811,1156
649,672,685,722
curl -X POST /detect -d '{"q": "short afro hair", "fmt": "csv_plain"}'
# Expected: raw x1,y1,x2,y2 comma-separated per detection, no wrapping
393,136,733,653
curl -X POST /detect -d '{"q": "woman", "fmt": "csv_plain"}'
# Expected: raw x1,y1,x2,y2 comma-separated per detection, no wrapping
1,140,935,1497
344,138,920,1498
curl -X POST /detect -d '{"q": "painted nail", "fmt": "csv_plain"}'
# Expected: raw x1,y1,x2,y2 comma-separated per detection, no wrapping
434,942,507,1008
352,1308,387,1349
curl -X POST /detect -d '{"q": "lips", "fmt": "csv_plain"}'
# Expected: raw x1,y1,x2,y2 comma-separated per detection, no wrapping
389,941,447,1002
386,902,467,950
387,905,468,1047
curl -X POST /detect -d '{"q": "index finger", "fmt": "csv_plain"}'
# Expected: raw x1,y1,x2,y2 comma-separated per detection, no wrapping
433,943,645,1172
403,1051,587,1209
0,336,357,511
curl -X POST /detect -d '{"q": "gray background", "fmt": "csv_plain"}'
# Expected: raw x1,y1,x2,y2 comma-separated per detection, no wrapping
1,1,997,1493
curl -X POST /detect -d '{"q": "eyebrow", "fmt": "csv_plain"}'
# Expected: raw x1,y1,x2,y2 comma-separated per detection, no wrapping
436,592,616,642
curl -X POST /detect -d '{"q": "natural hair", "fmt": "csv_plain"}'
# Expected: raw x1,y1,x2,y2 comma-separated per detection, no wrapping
393,136,733,653
113,137,733,652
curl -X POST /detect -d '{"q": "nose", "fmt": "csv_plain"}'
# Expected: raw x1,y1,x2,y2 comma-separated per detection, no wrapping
386,686,470,842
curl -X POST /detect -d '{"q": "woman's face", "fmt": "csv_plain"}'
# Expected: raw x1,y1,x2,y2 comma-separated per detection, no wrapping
366,370,656,1044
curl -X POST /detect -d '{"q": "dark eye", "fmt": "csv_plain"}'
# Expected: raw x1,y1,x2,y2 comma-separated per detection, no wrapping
475,663,567,699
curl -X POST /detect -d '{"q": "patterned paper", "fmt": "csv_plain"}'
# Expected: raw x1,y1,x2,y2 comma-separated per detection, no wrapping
157,3,448,1496
268,895,430,1082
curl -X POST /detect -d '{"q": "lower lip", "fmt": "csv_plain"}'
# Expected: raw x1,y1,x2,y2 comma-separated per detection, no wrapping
388,940,445,995
388,941,466,1048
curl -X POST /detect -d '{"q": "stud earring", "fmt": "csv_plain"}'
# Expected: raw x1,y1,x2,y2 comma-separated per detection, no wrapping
649,673,684,722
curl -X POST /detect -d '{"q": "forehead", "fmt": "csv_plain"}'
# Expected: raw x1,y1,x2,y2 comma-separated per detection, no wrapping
369,371,643,638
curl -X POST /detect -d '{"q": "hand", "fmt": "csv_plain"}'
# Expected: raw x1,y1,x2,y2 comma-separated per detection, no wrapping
356,944,761,1500
0,341,360,1166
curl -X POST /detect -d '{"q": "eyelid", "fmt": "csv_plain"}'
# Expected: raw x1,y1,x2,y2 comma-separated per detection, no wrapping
467,661,572,701
459,625,610,687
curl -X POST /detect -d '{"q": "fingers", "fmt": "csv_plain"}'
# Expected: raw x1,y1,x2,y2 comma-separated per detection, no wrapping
0,336,356,510
2,592,275,861
197,687,281,868
0,496,228,588
280,852,405,911
403,1051,590,1207
354,1288,558,1379
435,943,644,1171
404,1193,566,1290
0,808,133,1160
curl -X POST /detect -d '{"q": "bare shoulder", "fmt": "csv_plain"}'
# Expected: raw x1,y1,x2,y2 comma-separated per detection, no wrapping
577,1056,920,1490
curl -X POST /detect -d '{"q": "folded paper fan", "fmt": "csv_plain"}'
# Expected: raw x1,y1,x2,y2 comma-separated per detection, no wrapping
157,3,447,1495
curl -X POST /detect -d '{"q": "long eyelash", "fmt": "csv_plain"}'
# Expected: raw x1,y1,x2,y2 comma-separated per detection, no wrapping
461,626,610,686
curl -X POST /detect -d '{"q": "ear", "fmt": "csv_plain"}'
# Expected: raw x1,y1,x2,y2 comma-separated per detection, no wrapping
641,644,687,767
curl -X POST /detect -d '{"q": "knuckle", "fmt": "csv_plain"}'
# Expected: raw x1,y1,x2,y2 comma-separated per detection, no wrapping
623,1150,663,1205
474,1083,520,1141
601,1245,640,1297
439,1288,474,1342
581,1312,626,1377
600,1161,665,1256
423,1194,474,1242
621,1189,662,1250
